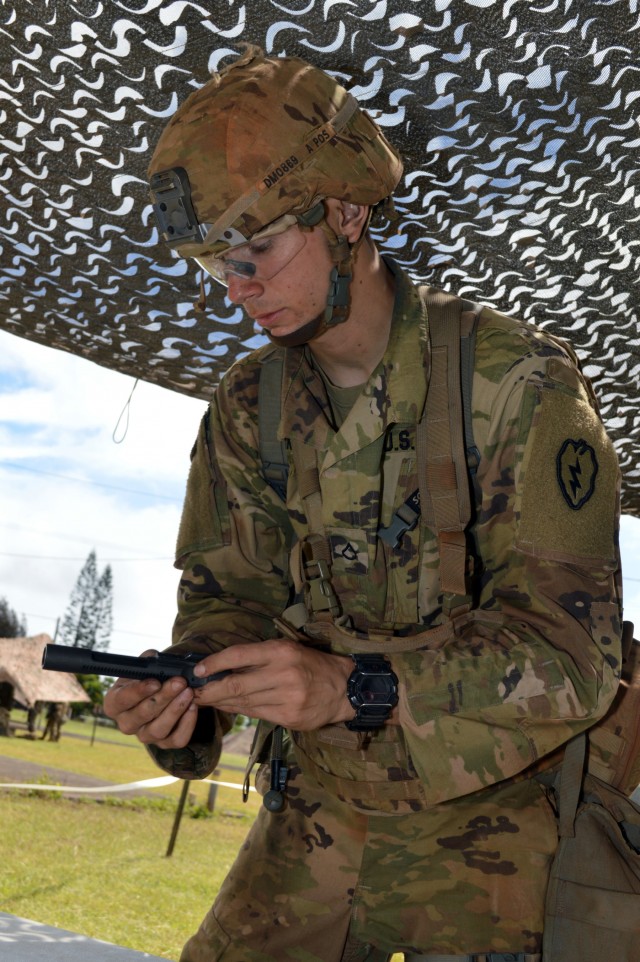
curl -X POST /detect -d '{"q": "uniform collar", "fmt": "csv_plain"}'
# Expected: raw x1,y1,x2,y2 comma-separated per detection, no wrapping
279,258,429,464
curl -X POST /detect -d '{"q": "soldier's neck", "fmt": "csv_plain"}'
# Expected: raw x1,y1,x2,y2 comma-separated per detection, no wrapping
308,247,395,388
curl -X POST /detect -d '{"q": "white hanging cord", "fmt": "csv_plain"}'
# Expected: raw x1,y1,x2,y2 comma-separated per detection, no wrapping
112,378,139,444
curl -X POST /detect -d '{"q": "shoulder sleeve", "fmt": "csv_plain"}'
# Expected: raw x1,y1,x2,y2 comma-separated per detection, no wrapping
395,315,623,804
172,355,294,652
147,357,294,780
175,408,231,564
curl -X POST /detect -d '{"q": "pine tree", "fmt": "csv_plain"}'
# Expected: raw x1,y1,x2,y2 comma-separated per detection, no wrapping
59,551,113,650
0,598,27,638
94,565,113,651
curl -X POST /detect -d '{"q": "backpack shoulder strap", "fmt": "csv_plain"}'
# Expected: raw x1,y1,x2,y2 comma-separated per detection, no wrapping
460,298,481,474
417,289,481,603
258,350,289,501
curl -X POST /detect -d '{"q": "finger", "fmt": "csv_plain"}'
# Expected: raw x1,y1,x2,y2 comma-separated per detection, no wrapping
134,685,195,744
191,639,310,710
113,677,189,735
192,673,283,720
191,643,269,681
104,677,161,717
105,678,187,735
148,702,199,750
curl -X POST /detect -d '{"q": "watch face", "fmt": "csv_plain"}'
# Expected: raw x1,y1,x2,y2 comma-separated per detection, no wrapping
346,659,399,730
358,674,395,704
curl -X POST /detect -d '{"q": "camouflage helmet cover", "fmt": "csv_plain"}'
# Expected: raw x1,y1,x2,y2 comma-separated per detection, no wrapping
147,47,403,257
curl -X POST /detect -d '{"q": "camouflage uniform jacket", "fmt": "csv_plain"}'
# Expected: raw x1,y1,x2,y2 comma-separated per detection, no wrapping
152,259,622,800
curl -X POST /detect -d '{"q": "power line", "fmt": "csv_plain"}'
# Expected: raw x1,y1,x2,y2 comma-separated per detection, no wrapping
0,460,183,502
0,552,170,563
0,521,172,556
18,611,165,642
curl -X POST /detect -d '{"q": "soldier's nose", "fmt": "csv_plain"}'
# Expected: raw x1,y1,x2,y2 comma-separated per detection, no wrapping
226,273,262,304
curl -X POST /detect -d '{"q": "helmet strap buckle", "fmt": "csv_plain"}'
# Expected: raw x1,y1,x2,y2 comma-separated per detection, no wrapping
324,265,352,327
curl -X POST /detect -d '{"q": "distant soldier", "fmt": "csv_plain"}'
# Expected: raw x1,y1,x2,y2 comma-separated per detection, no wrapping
0,681,13,737
41,702,66,742
27,700,43,735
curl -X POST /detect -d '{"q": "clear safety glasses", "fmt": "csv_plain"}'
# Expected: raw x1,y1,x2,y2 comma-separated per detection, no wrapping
195,218,308,288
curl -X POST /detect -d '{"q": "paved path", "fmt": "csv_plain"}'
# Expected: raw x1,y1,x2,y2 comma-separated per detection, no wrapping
0,724,253,799
0,913,170,961
0,754,171,800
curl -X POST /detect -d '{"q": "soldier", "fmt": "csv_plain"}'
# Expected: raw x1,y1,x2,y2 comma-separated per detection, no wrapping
104,50,623,962
41,701,65,741
0,681,13,737
26,700,42,736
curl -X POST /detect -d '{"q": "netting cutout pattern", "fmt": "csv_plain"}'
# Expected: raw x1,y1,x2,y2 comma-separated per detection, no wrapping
1,0,639,511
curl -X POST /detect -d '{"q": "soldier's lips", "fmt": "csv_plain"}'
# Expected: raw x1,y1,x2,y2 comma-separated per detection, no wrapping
253,310,284,329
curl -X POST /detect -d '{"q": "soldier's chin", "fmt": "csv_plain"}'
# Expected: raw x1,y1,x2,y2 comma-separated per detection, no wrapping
265,313,326,348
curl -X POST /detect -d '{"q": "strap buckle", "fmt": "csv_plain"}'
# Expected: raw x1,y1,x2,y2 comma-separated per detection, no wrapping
378,489,421,547
304,558,341,616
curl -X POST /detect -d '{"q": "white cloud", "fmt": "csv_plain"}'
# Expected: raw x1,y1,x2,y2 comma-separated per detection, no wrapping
0,330,206,655
0,332,207,494
620,513,640,633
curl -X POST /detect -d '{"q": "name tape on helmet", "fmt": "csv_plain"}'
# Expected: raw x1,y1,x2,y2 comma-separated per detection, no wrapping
196,94,360,255
262,125,338,190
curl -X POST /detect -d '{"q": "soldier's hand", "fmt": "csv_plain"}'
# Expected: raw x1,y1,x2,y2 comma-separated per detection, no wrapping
103,650,198,749
188,638,354,731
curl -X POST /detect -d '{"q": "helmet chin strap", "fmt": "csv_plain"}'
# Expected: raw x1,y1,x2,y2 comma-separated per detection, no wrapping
268,207,372,347
266,261,353,347
266,310,327,348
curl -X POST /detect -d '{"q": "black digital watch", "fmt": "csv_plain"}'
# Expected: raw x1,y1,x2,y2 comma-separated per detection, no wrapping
346,654,399,732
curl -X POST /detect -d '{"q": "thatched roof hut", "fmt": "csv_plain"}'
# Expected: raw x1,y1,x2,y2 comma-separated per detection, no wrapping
0,634,90,707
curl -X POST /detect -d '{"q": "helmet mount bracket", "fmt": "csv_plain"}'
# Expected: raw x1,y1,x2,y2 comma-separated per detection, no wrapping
149,167,204,248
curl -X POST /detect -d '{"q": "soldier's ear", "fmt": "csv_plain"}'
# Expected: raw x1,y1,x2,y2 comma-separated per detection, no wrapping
325,198,369,243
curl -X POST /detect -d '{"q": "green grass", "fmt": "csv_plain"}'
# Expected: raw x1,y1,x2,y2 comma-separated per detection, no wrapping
0,794,256,959
3,713,248,807
1,718,403,961
0,716,260,958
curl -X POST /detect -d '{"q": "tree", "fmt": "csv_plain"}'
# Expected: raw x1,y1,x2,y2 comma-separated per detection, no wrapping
0,597,27,638
70,673,112,716
94,565,113,651
59,550,113,650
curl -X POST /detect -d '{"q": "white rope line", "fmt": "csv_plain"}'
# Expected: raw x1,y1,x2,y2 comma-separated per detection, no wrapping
0,775,255,794
203,778,256,793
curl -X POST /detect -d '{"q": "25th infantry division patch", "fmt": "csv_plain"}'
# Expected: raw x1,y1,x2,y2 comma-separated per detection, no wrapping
556,438,598,510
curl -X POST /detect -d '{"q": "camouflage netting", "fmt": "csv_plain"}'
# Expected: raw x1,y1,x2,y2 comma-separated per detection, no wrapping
1,1,638,512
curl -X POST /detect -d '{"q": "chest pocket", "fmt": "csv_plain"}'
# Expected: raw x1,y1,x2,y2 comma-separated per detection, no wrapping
323,425,418,552
333,425,425,627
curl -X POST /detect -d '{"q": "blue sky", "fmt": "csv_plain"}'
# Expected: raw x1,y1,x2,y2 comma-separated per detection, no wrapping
0,329,205,655
1,328,639,658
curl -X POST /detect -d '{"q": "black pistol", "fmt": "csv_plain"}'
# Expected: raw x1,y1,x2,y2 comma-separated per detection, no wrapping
41,644,229,688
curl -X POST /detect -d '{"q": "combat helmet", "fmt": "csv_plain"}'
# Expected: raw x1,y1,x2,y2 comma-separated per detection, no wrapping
148,47,403,340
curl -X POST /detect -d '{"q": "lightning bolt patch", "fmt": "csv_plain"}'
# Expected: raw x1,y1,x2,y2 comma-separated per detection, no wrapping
556,439,598,510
